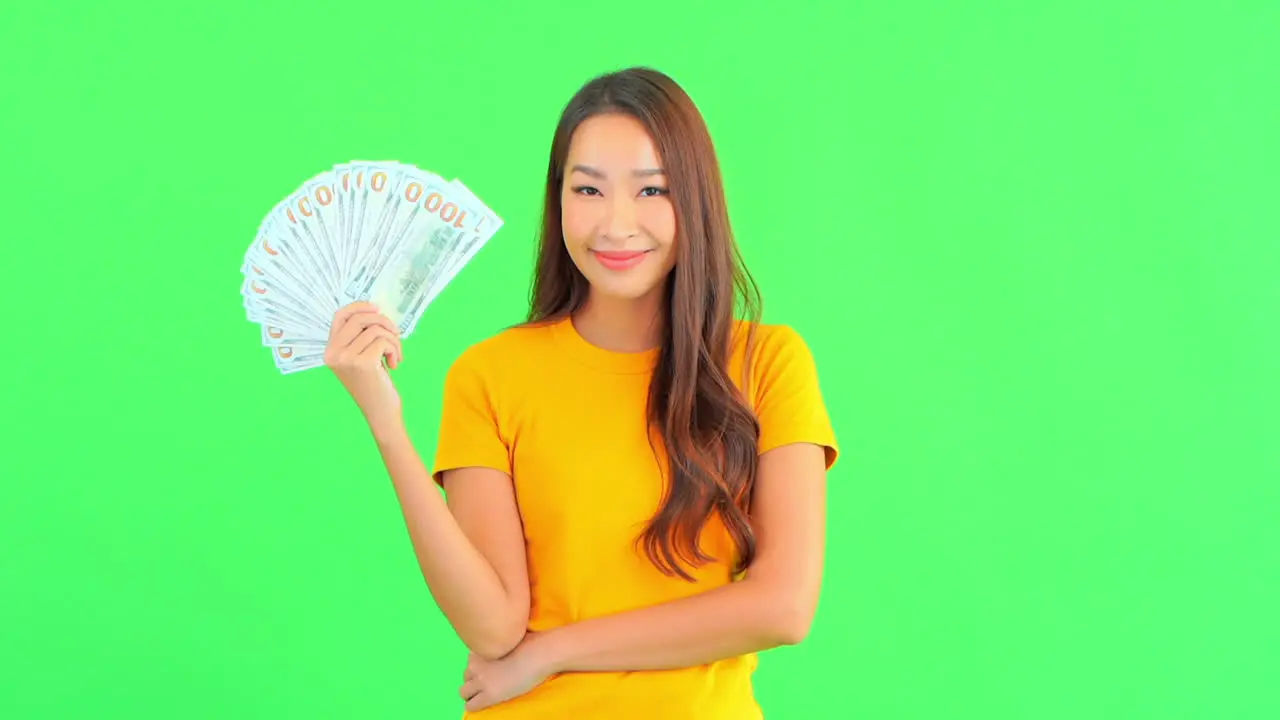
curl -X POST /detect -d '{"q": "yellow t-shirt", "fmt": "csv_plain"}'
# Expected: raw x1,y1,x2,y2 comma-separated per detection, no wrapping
432,315,838,719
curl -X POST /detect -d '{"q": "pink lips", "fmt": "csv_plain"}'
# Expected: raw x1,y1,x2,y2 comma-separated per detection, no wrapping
592,250,650,271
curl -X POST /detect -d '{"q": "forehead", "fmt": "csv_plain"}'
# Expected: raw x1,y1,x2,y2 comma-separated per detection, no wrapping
566,113,662,168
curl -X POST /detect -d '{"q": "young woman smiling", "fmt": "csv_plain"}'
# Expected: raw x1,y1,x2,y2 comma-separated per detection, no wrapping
324,67,839,719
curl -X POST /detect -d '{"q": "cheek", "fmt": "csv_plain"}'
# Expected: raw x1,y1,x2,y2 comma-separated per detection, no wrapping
642,203,678,256
560,200,596,246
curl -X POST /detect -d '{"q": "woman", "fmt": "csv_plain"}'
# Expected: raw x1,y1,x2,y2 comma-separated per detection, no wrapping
324,67,839,718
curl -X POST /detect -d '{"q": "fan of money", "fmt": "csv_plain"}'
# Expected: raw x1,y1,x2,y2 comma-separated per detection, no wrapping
240,160,504,374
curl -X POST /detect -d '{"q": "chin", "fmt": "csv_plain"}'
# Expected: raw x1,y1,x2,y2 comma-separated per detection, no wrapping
588,279,662,302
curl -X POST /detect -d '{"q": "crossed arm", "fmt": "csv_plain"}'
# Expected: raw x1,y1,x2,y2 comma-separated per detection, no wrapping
411,439,830,672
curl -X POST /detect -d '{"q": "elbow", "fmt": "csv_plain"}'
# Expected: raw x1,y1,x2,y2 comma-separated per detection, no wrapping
773,610,814,647
767,592,818,646
470,638,519,662
466,615,528,661
469,635,516,662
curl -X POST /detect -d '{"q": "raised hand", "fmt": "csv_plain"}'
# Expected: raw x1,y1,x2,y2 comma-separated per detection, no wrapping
324,301,404,429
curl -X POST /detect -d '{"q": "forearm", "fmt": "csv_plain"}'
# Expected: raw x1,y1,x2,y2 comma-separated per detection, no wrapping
531,577,809,674
370,419,522,658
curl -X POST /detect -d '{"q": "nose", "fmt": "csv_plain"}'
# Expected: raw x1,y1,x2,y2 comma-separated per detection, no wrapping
602,193,639,241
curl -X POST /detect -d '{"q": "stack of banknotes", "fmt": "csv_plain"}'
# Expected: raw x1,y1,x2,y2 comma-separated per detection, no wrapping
240,160,504,374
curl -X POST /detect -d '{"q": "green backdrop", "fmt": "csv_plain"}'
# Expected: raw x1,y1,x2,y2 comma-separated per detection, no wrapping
2,1,1277,718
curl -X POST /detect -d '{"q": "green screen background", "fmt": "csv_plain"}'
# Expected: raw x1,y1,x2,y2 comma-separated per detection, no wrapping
2,1,1277,718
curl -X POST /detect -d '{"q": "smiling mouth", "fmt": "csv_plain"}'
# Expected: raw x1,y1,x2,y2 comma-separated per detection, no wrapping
591,249,651,271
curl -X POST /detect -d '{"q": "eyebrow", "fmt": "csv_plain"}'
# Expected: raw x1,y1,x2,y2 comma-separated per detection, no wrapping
570,164,665,179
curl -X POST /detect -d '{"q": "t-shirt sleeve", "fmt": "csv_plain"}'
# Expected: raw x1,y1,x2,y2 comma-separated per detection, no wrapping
431,347,512,487
751,325,840,470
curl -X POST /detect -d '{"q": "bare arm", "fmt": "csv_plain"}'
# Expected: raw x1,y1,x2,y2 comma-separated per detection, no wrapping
324,302,528,661
373,421,530,660
526,442,827,673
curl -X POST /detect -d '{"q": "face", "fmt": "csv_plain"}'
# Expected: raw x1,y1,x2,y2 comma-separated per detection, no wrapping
560,112,678,303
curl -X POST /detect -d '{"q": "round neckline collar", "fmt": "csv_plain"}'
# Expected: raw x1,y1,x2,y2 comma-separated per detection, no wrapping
549,315,660,375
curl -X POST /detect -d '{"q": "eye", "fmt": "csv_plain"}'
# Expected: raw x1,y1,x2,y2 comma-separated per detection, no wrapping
570,185,601,196
639,186,669,197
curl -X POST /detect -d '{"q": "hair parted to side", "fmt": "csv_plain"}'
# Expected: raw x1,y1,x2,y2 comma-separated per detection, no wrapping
525,66,765,581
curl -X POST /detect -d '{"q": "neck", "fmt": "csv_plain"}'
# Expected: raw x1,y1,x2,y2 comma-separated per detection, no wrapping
573,286,666,353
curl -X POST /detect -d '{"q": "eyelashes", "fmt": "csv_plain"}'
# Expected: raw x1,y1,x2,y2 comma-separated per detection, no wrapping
570,185,669,197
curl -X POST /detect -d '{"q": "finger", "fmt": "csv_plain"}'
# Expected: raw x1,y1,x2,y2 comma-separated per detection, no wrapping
351,330,400,366
465,691,493,712
358,337,401,372
459,678,480,701
329,302,380,339
330,329,394,369
380,337,404,370
341,326,393,358
331,312,399,349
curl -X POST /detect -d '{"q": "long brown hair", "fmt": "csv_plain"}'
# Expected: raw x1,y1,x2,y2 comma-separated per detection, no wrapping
524,67,765,581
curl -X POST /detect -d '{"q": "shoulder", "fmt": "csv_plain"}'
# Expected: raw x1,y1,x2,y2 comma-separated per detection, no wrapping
730,320,822,389
730,319,839,468
439,320,557,394
744,320,813,360
446,320,557,372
